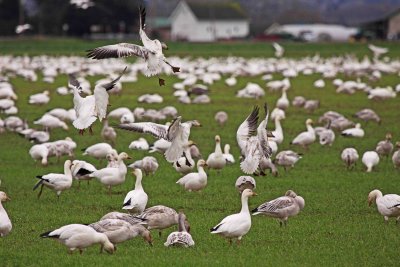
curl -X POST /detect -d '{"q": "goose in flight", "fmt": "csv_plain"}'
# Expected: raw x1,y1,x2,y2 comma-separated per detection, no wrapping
86,6,179,86
237,104,273,174
69,67,126,135
117,116,201,163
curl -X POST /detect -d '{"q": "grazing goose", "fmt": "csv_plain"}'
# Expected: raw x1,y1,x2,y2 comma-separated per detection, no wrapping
368,189,400,223
89,219,152,246
34,114,68,132
117,116,201,163
87,7,179,86
176,159,208,192
82,143,113,161
71,160,97,186
237,104,273,174
40,224,114,254
252,190,305,227
392,142,400,168
223,144,235,164
214,111,228,126
89,152,131,193
129,137,149,151
33,160,73,199
0,191,11,237
292,96,306,107
210,189,257,245
274,150,302,171
137,205,190,237
29,144,49,166
164,212,194,247
317,121,335,146
100,212,147,225
122,169,148,214
341,148,359,169
354,108,381,124
341,123,364,138
173,141,196,174
29,90,50,105
206,135,226,171
235,176,256,194
129,156,159,176
101,119,117,146
362,151,380,172
276,89,289,110
290,119,315,150
375,133,393,158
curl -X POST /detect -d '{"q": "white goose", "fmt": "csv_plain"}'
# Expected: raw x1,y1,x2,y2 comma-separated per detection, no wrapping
176,159,208,192
87,6,179,86
29,144,49,166
210,189,257,245
341,123,364,138
122,169,148,214
71,160,97,186
82,143,113,160
164,212,194,247
368,189,400,223
206,135,226,171
392,142,400,168
362,151,380,172
129,137,149,151
276,89,289,110
270,115,284,144
274,150,302,171
129,156,159,176
117,116,201,163
40,224,114,254
29,90,50,105
34,114,68,132
223,144,235,164
173,141,196,174
272,42,284,57
235,176,256,194
0,191,12,237
341,148,359,169
290,119,315,150
33,160,73,199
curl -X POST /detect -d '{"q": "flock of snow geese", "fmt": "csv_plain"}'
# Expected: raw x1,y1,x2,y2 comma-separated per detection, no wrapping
1,8,400,254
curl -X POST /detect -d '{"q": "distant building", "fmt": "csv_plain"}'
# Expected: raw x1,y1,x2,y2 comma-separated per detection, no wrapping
169,1,249,42
361,8,400,40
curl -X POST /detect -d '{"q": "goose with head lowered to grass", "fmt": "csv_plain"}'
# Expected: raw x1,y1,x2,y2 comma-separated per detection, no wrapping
164,212,194,247
122,169,148,214
368,189,400,224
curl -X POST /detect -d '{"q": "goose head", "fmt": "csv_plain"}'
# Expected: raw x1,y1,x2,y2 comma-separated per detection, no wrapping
61,121,69,130
241,188,257,198
190,120,202,127
395,141,400,148
385,133,392,141
64,159,73,170
355,123,361,129
141,229,153,246
161,42,168,50
118,152,132,161
305,119,313,126
368,189,383,206
224,144,230,153
215,135,221,143
0,191,11,202
197,159,207,168
285,190,297,198
100,235,115,254
132,168,142,177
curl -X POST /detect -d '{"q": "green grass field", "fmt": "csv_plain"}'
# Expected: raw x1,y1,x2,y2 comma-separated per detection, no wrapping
0,39,400,266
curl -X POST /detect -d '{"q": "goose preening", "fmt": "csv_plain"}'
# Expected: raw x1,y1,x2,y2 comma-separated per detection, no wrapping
71,160,97,186
86,6,179,86
375,133,393,158
274,150,302,171
290,119,315,150
235,176,256,194
33,160,73,199
40,224,114,254
89,219,152,246
173,141,196,174
368,190,400,223
252,190,305,227
82,143,113,161
0,191,11,237
117,116,201,163
237,104,273,174
122,169,148,214
206,135,226,171
210,189,257,245
341,123,364,138
362,151,380,172
392,142,400,168
29,143,50,166
341,148,359,169
176,159,208,192
164,212,194,248
129,156,159,176
316,122,335,146
137,205,191,237
223,144,235,164
354,108,381,124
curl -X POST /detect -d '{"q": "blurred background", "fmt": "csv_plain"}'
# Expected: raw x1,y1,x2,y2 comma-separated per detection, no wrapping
1,0,400,42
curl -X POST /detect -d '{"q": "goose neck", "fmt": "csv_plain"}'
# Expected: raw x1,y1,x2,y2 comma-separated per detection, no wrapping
215,142,223,155
240,195,250,214
134,174,143,190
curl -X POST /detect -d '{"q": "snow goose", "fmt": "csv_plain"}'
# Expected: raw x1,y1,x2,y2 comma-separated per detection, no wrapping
214,111,228,126
317,121,335,146
314,79,325,88
0,99,14,111
149,139,171,154
117,116,201,163
272,42,284,57
22,129,50,144
100,212,147,226
276,89,289,110
122,169,148,214
206,135,226,171
0,191,11,237
160,106,178,118
237,104,273,174
137,205,190,237
270,107,285,121
290,119,315,150
87,6,179,86
368,87,396,100
259,157,278,176
120,112,135,124
368,190,400,223
252,190,305,227
362,151,380,172
173,141,196,174
270,115,284,144
235,176,256,194
89,152,131,194
274,150,302,171
210,189,257,245
225,76,237,87
29,144,49,166
164,212,194,247
34,114,68,132
71,160,97,186
341,148,359,169
354,108,381,124
392,142,400,168
33,160,73,199
138,94,163,104
176,159,208,192
129,156,159,176
90,219,152,246
40,224,114,254
341,123,364,138
82,143,113,161
101,119,117,146
47,108,75,122
375,133,393,158
129,137,149,151
304,100,319,113
190,143,202,159
292,96,306,107
29,90,50,105
223,144,235,164
107,107,133,121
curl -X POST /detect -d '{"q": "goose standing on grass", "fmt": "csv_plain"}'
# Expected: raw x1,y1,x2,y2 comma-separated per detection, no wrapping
129,156,159,176
354,108,381,124
237,104,273,174
176,159,208,192
341,123,364,138
86,6,180,86
270,115,284,144
274,150,302,171
210,189,257,245
235,176,256,194
122,169,148,214
33,160,73,199
276,89,289,110
0,191,11,237
368,189,400,223
34,114,68,132
375,133,393,158
341,148,359,169
317,121,335,146
29,90,50,105
206,135,226,171
362,151,380,172
71,160,97,187
89,219,153,247
290,119,315,150
117,116,201,163
392,142,400,168
223,144,235,164
40,224,114,254
137,205,191,237
173,141,196,174
164,212,194,247
82,143,113,161
252,190,305,227
101,119,117,146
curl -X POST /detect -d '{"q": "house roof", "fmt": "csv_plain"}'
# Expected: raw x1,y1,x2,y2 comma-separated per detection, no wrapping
186,1,248,21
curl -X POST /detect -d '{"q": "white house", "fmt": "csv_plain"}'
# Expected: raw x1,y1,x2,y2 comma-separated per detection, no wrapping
170,1,249,42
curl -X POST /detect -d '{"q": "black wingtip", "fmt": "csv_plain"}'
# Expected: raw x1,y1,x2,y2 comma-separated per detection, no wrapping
251,207,258,213
35,175,42,179
123,199,131,207
40,231,58,238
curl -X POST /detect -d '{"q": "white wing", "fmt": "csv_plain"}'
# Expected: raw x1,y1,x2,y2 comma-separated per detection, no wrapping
87,43,151,59
94,87,109,122
237,106,259,154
